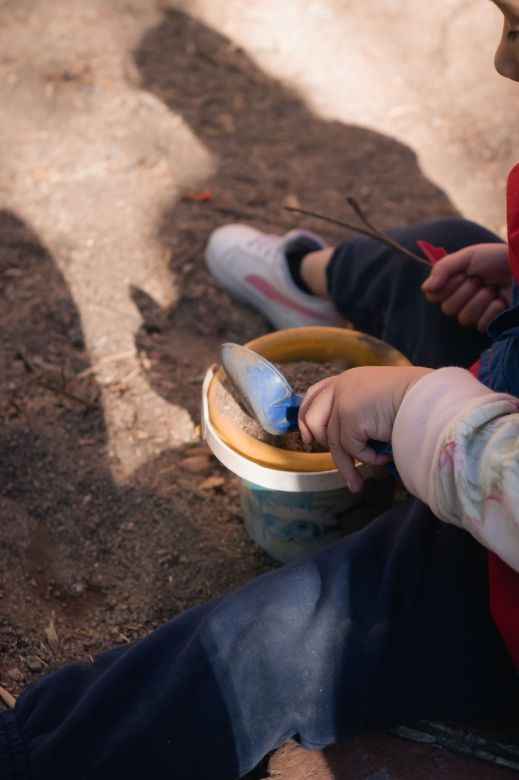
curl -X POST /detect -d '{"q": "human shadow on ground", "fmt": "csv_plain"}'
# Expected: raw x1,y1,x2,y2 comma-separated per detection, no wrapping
0,209,273,701
132,8,457,419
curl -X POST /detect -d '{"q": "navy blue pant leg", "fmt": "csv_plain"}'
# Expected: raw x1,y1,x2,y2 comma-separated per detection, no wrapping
2,505,516,780
327,217,504,368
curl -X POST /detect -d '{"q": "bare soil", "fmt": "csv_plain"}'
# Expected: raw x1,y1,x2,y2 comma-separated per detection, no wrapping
0,0,458,722
0,209,276,694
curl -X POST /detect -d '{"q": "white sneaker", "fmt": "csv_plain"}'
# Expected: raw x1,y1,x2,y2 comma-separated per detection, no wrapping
204,224,337,330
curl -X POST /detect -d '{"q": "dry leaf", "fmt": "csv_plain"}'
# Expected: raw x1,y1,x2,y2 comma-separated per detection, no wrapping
185,189,214,203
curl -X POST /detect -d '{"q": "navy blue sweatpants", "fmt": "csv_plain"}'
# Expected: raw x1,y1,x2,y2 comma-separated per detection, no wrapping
327,216,498,368
1,219,518,780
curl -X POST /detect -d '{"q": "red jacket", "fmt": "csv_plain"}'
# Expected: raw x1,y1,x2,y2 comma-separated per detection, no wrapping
485,164,519,669
419,165,519,669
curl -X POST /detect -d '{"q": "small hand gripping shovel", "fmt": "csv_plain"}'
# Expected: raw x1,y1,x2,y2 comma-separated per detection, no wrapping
219,342,397,474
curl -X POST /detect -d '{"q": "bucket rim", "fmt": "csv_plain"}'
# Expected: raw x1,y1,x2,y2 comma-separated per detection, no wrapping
202,368,386,492
206,326,409,473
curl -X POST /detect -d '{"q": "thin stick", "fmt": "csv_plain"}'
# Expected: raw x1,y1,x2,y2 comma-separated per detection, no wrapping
284,205,378,238
35,378,96,411
284,204,431,268
347,196,430,267
77,350,135,379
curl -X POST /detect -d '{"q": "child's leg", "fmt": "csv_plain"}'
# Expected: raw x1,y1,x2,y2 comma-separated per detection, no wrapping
2,504,516,780
325,217,504,368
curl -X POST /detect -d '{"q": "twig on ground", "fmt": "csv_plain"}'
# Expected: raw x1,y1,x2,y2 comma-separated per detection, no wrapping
110,627,130,644
16,346,98,409
35,377,96,411
107,366,140,391
16,347,37,373
174,239,206,271
77,349,135,379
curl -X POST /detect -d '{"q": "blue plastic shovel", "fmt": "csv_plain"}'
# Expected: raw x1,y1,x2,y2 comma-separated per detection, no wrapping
219,342,396,473
220,342,304,435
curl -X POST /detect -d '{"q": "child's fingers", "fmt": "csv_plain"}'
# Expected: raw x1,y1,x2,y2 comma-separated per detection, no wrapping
421,247,475,293
327,423,363,491
298,377,335,442
456,285,496,327
422,265,458,294
477,298,509,332
423,273,465,303
298,380,335,446
439,277,482,318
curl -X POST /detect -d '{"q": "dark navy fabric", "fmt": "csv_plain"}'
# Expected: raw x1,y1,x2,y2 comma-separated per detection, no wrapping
1,217,518,780
479,287,519,393
1,508,517,780
326,217,503,369
327,215,519,393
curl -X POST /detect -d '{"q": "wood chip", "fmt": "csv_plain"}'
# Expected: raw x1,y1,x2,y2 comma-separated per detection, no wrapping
186,445,212,457
110,627,130,644
26,656,43,673
282,193,301,210
199,476,225,491
45,613,59,652
0,686,16,708
181,455,211,473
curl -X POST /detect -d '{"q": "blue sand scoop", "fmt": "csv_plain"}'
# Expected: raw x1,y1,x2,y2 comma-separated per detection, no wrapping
220,343,304,435
219,343,396,474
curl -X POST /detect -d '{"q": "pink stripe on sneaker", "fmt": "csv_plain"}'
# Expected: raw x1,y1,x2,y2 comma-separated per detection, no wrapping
245,275,328,321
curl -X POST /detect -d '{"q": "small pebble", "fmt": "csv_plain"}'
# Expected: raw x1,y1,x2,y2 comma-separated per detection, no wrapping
26,656,43,673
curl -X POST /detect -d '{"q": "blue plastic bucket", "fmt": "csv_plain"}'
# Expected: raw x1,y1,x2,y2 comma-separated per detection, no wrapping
240,479,393,563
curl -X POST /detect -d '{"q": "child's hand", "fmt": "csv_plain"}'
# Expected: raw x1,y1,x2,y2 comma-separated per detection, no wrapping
298,366,433,491
421,243,512,332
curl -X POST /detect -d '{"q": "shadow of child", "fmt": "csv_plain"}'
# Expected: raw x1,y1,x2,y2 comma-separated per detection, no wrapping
131,8,457,414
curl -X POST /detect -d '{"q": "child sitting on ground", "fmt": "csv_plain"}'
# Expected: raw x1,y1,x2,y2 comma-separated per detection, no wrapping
1,2,518,779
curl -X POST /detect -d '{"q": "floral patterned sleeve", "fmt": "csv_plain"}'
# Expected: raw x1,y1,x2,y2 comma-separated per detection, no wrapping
392,367,519,572
435,401,519,572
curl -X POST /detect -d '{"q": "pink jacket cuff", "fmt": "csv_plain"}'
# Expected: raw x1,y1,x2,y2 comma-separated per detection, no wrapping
392,367,512,515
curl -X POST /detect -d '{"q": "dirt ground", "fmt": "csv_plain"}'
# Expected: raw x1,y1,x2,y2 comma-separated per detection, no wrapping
0,0,517,777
